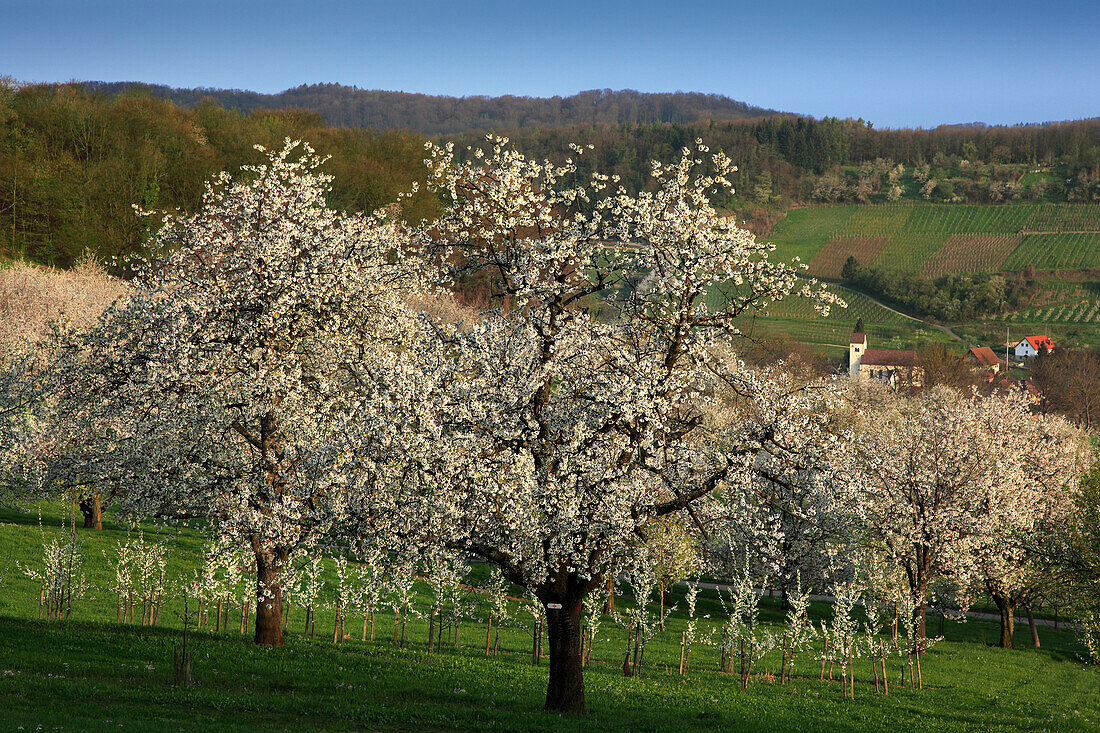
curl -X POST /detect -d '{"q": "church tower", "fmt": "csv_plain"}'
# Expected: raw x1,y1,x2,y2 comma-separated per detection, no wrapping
849,330,866,379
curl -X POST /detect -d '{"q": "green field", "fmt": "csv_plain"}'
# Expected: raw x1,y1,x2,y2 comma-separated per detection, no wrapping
742,203,1100,354
719,285,952,351
766,203,1100,277
1,504,1098,731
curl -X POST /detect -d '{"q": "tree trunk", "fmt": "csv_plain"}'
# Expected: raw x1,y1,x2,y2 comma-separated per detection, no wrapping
993,594,1015,649
1025,602,1040,648
252,543,286,646
913,601,927,655
603,576,615,615
79,493,103,530
658,583,665,629
543,596,586,714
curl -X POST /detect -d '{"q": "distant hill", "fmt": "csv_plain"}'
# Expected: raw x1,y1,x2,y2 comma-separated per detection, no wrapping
82,82,783,135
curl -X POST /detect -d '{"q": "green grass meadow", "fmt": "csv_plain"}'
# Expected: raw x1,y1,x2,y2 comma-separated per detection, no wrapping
1,504,1098,731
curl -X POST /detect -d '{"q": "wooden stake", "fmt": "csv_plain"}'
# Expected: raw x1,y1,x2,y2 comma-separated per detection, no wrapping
872,643,880,694
880,639,888,696
780,633,789,685
740,638,746,689
848,648,855,699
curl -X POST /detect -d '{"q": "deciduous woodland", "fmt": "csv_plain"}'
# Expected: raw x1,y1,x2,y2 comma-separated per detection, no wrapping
3,82,1098,271
1,137,1098,720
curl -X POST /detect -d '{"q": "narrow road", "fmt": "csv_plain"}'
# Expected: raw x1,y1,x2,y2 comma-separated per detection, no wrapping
826,281,965,342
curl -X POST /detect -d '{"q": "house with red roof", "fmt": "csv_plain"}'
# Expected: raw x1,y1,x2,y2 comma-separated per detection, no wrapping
967,346,1002,373
1014,335,1054,359
849,330,923,388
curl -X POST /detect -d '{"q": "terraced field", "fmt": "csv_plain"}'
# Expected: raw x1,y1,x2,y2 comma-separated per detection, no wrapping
765,203,1100,276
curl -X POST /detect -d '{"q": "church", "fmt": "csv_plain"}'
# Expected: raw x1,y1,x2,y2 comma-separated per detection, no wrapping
849,330,923,388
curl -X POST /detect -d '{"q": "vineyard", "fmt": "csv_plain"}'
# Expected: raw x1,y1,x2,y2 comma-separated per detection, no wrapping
921,235,1024,279
1002,233,1100,271
709,284,953,351
739,203,1100,354
1007,297,1100,325
765,203,1100,276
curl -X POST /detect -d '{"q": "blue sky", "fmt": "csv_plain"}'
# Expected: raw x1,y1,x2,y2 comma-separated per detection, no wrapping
1,0,1097,128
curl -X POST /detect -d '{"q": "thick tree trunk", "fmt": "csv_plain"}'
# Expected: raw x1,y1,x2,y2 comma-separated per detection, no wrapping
543,596,585,714
913,601,927,655
252,543,286,647
993,594,1015,649
79,493,103,530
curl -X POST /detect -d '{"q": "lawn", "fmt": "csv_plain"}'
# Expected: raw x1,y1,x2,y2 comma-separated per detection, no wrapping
1,504,1098,731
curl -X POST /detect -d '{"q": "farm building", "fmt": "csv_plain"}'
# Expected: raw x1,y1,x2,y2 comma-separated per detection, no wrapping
967,346,1002,373
849,330,923,388
1014,335,1055,358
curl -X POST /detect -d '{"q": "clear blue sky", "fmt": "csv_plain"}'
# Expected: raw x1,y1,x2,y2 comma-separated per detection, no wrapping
2,0,1097,128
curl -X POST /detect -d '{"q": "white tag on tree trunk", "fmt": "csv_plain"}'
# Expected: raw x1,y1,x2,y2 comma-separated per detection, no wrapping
546,603,563,609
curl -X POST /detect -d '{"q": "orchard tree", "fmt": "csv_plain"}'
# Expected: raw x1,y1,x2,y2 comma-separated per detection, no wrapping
1056,452,1100,660
0,257,130,526
845,386,1082,653
353,136,841,712
708,366,849,607
0,336,56,508
31,140,425,646
973,434,1086,649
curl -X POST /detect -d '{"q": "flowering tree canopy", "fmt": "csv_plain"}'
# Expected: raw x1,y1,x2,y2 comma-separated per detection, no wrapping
844,385,1083,652
30,140,425,645
707,366,850,600
352,136,840,712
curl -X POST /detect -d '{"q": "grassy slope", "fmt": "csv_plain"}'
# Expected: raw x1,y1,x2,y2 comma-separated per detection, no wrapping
752,203,1100,352
718,284,952,351
1,505,1098,731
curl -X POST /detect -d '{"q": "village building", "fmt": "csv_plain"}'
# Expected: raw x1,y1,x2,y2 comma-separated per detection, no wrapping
967,346,1002,373
1014,335,1055,358
849,331,923,388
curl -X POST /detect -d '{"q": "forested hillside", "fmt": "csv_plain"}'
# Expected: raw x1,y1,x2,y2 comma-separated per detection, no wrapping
0,83,437,267
450,117,1100,209
85,83,781,135
3,80,1099,270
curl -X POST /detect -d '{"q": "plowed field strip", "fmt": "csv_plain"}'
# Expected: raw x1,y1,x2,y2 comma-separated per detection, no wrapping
807,237,888,278
921,235,1023,278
